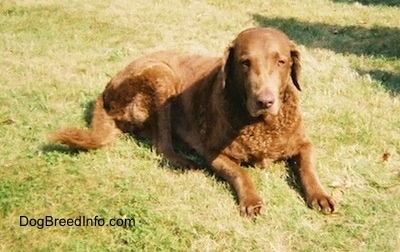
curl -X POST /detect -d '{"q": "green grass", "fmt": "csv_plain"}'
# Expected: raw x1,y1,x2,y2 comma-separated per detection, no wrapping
1,0,399,251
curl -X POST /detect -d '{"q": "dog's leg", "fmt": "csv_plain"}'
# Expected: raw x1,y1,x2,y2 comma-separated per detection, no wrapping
208,154,264,217
153,100,198,169
293,141,337,213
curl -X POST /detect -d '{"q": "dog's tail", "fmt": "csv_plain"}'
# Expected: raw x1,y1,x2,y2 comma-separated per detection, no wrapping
50,96,120,150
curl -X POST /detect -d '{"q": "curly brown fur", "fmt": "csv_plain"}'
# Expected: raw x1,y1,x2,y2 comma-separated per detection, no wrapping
51,27,337,216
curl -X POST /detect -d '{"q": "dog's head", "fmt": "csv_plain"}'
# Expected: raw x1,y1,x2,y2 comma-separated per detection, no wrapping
222,27,301,117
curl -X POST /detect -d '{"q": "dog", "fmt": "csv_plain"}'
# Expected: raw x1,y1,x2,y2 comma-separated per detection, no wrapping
51,27,337,217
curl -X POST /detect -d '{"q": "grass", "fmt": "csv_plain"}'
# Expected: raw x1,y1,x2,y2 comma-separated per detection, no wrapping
0,0,399,251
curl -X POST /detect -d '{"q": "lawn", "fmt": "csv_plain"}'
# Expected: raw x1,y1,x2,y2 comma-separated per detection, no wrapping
0,0,399,251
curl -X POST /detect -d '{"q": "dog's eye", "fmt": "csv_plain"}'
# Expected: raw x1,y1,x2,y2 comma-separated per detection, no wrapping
240,59,251,68
277,59,286,66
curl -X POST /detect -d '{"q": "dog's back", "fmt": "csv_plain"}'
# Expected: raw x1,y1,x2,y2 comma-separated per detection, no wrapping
51,51,221,152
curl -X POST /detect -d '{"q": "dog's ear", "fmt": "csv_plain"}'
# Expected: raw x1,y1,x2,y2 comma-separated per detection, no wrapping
220,42,235,89
290,42,301,91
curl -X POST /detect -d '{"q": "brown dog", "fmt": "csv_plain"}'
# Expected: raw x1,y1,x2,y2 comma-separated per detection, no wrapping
51,27,337,217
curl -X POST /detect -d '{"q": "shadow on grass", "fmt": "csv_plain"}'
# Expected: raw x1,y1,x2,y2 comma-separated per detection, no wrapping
284,160,308,206
358,69,400,94
41,143,81,155
253,15,400,94
83,99,96,126
331,0,400,6
253,15,400,58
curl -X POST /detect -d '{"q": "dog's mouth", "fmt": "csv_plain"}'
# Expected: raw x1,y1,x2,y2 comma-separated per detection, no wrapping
248,105,279,117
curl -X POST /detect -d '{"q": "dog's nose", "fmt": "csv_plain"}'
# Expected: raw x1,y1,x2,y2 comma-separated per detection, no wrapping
256,92,275,109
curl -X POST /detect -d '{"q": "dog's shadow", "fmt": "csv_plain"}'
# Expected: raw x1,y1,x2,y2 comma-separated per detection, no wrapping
284,160,307,205
82,100,96,127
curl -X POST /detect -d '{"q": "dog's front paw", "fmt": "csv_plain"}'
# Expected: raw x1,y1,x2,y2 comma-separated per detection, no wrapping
239,194,264,217
307,193,337,214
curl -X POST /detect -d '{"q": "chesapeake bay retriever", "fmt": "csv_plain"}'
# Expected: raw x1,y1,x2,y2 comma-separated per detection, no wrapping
51,27,337,217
